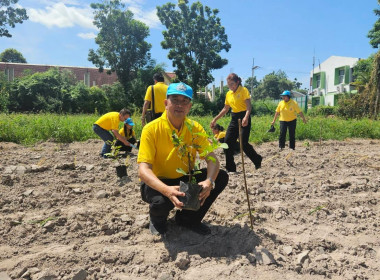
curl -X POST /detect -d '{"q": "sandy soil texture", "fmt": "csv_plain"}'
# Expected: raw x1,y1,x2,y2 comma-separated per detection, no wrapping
0,139,379,280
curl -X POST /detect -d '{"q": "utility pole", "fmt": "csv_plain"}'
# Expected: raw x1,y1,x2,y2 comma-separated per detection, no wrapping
251,58,259,94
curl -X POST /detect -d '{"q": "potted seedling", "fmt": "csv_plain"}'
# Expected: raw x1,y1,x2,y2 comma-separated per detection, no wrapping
105,139,130,178
167,121,228,211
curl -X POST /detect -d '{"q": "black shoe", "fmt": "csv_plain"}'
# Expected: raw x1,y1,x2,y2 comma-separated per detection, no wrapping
255,155,263,170
149,221,166,236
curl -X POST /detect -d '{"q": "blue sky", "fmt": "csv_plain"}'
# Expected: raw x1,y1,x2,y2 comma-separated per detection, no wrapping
1,0,378,90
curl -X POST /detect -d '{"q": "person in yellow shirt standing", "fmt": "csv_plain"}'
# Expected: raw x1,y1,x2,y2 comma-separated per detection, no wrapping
211,73,262,172
93,108,131,158
138,82,228,236
271,90,307,150
141,73,168,126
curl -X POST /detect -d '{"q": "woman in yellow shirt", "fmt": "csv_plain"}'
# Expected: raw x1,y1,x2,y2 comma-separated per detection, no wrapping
212,124,226,143
211,73,262,172
271,90,307,150
115,117,138,153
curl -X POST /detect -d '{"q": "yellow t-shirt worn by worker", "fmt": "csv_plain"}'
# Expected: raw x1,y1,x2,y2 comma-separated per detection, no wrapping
94,112,120,131
215,131,226,140
144,82,168,114
276,99,302,122
137,111,210,179
119,126,136,140
225,86,251,113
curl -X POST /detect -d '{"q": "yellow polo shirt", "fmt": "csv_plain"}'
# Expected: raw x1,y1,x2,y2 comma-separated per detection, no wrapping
276,99,302,122
119,127,136,139
137,111,210,179
144,82,168,114
94,112,120,131
215,131,226,140
225,86,251,113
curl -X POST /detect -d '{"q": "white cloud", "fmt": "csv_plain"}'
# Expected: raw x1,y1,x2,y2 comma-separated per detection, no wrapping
77,32,96,40
127,4,161,29
28,2,95,30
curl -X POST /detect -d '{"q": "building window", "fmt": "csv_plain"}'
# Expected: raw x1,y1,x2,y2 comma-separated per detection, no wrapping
316,74,320,88
5,68,14,82
338,69,345,84
84,72,90,87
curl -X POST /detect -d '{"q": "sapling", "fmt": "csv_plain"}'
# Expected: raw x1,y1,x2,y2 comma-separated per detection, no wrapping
105,139,131,177
167,120,228,210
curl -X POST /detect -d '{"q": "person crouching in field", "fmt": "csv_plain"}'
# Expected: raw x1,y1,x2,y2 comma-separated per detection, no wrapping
92,108,131,158
138,82,229,236
271,90,307,150
115,117,139,153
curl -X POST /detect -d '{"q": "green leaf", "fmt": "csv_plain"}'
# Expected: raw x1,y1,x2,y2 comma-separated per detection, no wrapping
176,168,188,176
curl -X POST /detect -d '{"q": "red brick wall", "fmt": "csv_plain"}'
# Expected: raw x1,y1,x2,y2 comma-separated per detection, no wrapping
0,62,118,86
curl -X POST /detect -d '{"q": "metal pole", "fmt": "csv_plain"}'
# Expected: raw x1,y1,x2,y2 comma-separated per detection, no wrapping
251,58,255,94
238,119,254,230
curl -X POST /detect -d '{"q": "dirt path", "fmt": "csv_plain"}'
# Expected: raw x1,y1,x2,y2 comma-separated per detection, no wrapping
0,139,379,280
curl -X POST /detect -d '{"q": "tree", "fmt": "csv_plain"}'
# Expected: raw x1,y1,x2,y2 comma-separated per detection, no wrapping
252,70,293,100
244,76,259,93
352,55,374,92
88,0,151,97
157,0,231,96
368,0,380,48
0,0,28,38
0,48,27,63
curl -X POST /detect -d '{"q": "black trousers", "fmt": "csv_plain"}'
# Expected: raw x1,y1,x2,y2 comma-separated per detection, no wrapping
140,168,229,226
224,111,261,172
115,137,136,153
279,119,297,149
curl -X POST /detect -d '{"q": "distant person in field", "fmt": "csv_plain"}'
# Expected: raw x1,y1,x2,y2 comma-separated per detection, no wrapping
93,108,131,158
211,73,262,172
115,117,139,153
141,72,168,126
271,90,307,150
212,123,226,143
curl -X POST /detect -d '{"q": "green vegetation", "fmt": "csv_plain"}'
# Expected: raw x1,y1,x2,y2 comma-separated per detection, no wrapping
1,113,379,145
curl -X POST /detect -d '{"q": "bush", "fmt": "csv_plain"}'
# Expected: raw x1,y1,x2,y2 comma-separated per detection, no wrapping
307,105,337,117
252,99,277,116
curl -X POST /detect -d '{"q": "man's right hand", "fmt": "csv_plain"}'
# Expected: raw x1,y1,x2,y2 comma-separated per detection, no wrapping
164,185,185,209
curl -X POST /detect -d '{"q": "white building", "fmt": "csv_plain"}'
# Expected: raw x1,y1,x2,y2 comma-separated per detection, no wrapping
310,56,359,106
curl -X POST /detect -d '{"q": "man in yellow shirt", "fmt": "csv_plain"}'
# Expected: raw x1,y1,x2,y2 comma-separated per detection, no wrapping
93,108,131,158
138,82,228,236
271,90,307,150
141,73,168,126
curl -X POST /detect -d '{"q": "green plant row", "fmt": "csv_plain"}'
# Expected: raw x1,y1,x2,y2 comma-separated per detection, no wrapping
0,113,379,145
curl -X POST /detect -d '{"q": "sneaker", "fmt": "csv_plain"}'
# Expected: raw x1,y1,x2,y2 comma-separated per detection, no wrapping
149,221,166,236
254,155,263,170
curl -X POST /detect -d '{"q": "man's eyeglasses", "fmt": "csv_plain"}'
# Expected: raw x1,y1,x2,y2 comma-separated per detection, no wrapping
169,96,191,105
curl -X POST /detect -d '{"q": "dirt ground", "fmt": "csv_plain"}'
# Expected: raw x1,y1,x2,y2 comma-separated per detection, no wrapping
0,138,379,280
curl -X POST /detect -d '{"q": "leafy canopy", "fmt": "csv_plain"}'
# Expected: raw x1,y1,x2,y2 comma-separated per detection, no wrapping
0,48,27,63
157,0,231,96
88,0,152,93
0,0,28,38
368,0,380,48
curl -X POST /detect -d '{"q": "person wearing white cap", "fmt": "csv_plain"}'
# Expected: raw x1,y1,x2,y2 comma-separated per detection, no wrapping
138,82,229,236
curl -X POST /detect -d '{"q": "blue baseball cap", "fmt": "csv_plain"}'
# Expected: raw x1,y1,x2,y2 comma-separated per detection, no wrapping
280,90,291,97
167,82,193,100
124,118,134,126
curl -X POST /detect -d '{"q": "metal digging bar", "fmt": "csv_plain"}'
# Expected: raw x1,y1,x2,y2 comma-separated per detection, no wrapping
238,119,254,230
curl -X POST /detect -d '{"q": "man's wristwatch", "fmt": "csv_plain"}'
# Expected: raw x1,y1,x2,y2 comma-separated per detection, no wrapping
207,177,215,189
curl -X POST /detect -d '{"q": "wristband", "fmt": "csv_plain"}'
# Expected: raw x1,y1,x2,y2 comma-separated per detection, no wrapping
207,177,215,189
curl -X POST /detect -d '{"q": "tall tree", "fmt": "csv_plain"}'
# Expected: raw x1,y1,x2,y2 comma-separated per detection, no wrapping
0,48,27,63
252,71,293,100
0,0,28,38
368,0,380,48
88,0,151,96
157,0,231,96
